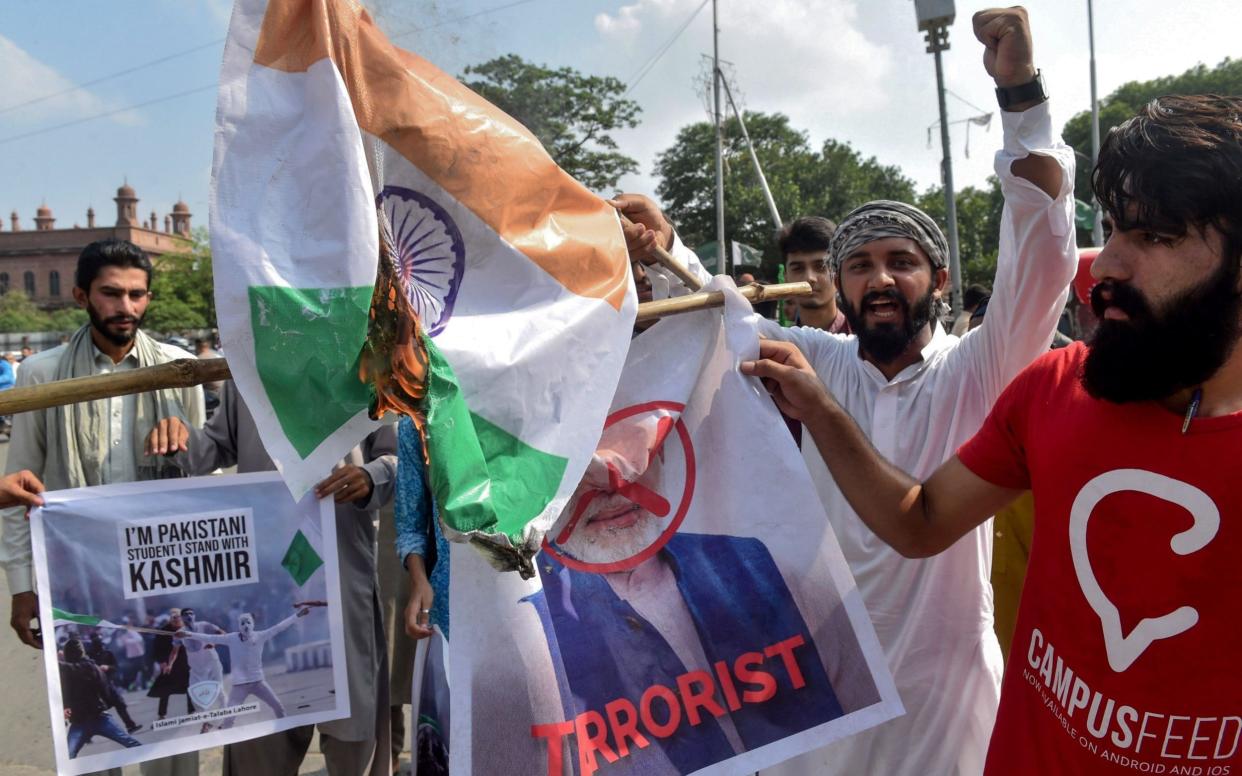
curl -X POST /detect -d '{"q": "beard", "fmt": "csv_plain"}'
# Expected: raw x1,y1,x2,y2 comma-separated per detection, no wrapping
1082,259,1242,403
840,286,936,364
86,301,144,347
554,492,667,566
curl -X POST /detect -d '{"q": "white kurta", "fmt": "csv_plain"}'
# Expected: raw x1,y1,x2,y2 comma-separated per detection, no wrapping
661,102,1077,775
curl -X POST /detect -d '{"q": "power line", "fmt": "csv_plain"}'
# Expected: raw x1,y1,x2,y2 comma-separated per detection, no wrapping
0,39,223,116
389,0,540,39
1,0,539,118
624,0,710,95
0,84,217,147
946,89,990,116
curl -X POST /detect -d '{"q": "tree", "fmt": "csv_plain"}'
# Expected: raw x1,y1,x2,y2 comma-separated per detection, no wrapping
917,179,1005,290
145,227,214,333
462,54,642,191
654,111,916,277
1062,57,1242,244
0,291,52,333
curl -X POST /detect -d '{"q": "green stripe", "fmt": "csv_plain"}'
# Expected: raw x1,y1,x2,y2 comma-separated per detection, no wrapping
249,286,374,458
423,336,568,543
51,608,100,626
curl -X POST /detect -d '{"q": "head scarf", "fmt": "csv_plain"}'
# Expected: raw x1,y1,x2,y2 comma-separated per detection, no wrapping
830,200,949,274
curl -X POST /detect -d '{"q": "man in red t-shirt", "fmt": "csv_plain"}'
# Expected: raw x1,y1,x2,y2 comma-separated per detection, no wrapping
743,93,1242,774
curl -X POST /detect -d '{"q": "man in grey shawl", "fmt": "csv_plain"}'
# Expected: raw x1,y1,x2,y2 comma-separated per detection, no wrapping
1,238,205,776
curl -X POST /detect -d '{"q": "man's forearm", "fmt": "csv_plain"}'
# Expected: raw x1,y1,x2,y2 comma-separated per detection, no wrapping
801,396,940,558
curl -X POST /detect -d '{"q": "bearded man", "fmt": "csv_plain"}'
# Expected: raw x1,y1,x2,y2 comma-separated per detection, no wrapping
742,91,1242,775
0,238,203,776
619,10,1078,773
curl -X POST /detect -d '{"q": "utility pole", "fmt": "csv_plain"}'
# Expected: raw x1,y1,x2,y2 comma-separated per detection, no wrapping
1088,0,1104,247
712,0,726,275
915,0,962,315
719,73,782,233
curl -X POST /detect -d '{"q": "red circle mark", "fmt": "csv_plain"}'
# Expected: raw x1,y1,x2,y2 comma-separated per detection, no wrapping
542,401,695,575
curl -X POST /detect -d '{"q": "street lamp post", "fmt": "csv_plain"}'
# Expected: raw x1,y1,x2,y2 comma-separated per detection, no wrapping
1088,0,1105,247
915,0,963,314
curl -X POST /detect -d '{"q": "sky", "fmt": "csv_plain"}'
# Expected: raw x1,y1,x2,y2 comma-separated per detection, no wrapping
1,0,1238,235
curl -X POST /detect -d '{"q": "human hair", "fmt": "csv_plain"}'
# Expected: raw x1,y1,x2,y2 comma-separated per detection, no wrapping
963,283,991,311
75,238,152,292
63,638,85,661
1093,94,1242,265
778,216,837,258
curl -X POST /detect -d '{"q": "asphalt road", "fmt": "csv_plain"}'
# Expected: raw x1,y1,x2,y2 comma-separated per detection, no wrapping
0,442,379,776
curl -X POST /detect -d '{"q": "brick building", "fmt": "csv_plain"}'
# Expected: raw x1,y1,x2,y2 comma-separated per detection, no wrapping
0,182,193,308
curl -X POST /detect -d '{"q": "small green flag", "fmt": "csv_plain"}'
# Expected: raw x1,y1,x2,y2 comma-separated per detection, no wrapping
281,529,324,586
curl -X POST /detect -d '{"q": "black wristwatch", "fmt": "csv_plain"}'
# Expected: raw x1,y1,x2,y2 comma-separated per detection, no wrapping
995,70,1047,110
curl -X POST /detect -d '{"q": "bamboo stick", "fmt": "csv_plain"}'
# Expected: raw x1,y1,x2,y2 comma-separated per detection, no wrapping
634,281,812,324
649,244,704,292
0,283,811,415
616,213,704,291
0,357,232,416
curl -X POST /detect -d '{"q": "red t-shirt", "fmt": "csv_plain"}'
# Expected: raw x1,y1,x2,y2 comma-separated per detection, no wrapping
959,343,1242,775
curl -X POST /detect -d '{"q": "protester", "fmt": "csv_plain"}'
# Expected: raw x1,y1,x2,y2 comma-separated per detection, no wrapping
742,91,1242,774
953,283,993,335
395,417,447,643
147,609,193,721
177,607,314,729
177,608,226,733
147,379,396,776
0,238,204,776
60,638,143,757
617,8,1076,773
780,216,850,333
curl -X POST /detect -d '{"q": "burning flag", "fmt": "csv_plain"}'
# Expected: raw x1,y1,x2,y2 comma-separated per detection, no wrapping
211,0,636,571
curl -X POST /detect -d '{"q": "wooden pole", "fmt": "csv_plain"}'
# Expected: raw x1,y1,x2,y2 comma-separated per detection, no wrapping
634,281,811,324
0,283,811,416
0,357,231,415
649,244,704,292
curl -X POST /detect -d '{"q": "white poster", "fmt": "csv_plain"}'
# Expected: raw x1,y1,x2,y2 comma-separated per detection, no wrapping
30,472,350,775
450,280,903,775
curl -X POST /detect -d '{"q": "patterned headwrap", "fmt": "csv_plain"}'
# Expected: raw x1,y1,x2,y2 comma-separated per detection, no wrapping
829,200,949,274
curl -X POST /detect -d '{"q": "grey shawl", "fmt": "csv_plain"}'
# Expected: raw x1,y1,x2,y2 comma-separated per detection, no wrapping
43,325,187,489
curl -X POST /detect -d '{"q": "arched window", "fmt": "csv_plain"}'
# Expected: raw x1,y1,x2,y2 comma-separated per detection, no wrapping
23,271,35,296
0,273,9,295
49,270,60,298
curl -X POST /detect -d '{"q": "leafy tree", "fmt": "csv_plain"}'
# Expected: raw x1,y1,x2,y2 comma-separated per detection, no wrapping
47,307,87,332
1062,57,1242,244
0,291,51,333
654,111,916,278
146,228,214,333
917,179,1005,289
462,54,642,191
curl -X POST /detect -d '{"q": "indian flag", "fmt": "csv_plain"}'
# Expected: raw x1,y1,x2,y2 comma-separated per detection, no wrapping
51,608,123,630
211,0,636,569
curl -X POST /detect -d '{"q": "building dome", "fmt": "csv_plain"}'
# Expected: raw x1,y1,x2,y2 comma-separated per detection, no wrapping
173,200,190,213
37,204,52,217
117,183,136,198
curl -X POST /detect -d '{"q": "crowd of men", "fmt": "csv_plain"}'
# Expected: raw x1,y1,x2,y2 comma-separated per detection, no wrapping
0,4,1238,775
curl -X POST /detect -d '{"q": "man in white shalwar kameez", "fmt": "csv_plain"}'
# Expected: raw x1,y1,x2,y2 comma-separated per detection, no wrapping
617,10,1075,773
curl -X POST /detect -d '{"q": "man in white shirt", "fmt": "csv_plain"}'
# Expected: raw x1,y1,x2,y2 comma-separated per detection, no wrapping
618,9,1076,773
179,607,313,728
0,238,205,776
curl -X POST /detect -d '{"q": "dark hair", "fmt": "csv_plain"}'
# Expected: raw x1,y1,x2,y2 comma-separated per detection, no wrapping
778,216,837,258
1093,94,1242,264
963,283,991,311
75,239,152,292
63,638,85,661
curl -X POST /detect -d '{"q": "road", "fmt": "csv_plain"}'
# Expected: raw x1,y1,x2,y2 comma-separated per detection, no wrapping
0,442,411,775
